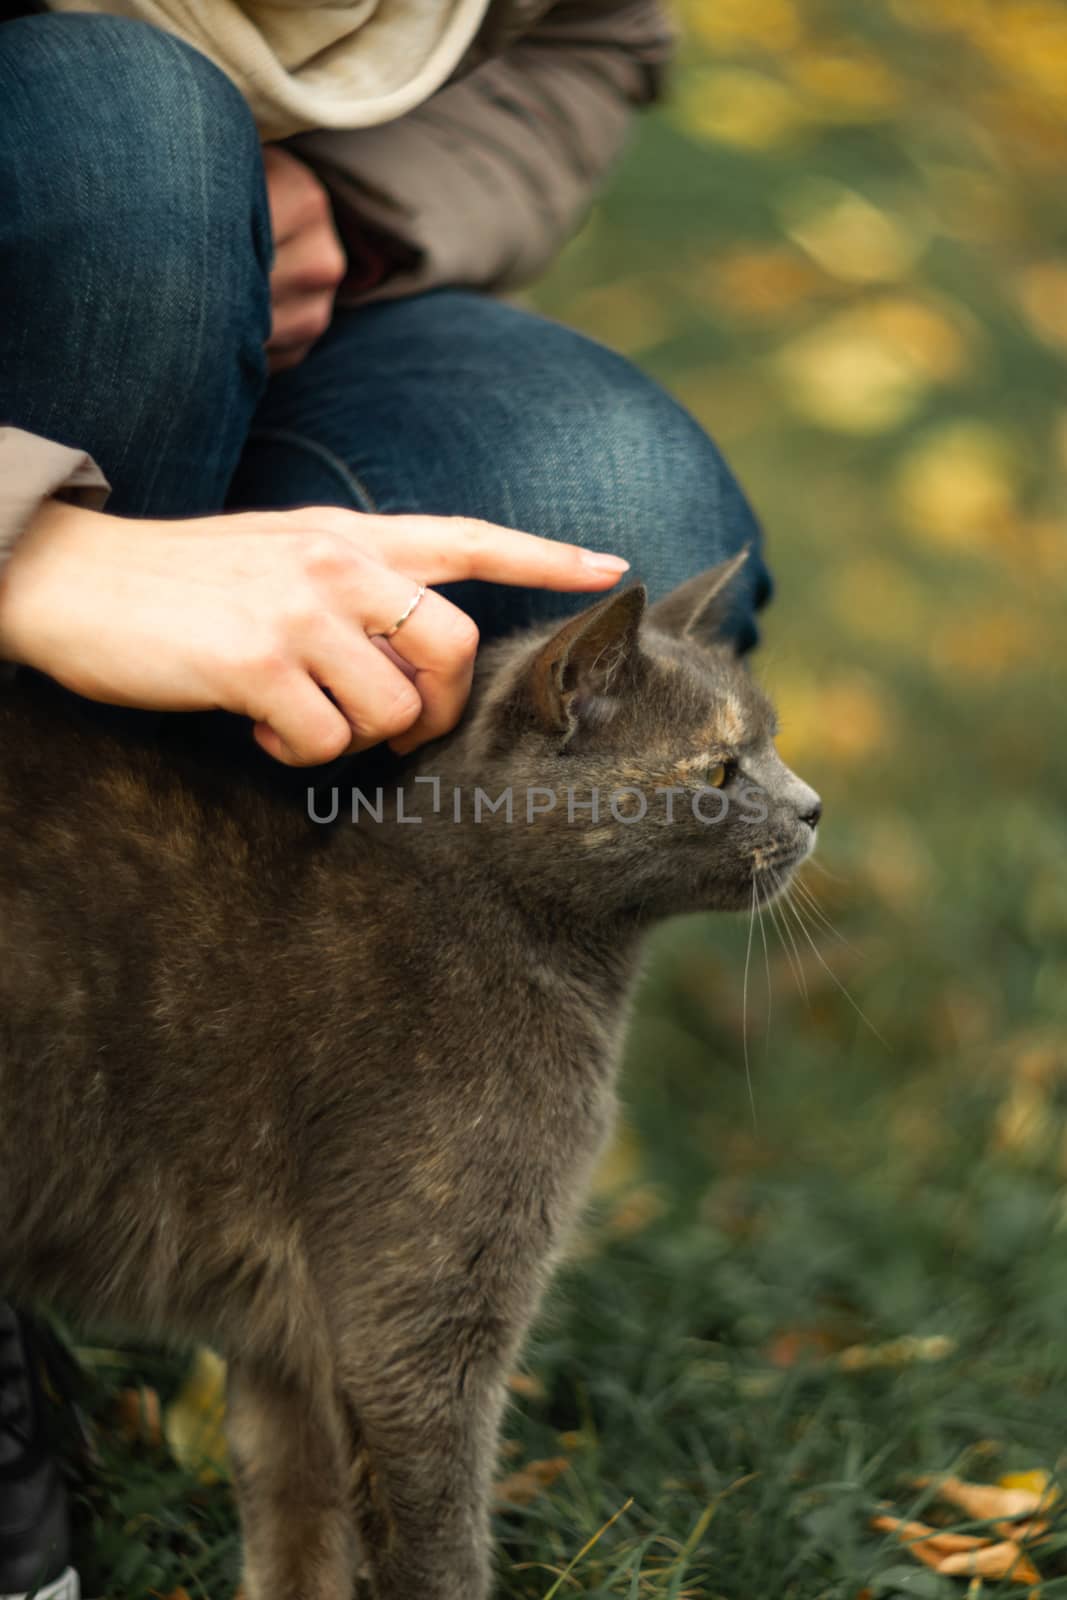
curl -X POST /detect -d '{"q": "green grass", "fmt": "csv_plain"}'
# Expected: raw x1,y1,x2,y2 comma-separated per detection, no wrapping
45,2,1067,1595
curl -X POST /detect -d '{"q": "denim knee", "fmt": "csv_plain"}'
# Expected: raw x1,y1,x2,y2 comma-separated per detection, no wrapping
0,14,272,511
426,296,775,651
547,332,774,636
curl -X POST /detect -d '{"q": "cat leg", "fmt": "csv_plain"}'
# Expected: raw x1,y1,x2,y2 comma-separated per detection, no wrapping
225,1358,356,1600
342,1346,510,1600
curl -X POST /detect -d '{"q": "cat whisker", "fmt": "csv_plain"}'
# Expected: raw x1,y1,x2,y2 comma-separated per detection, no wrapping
742,874,758,1133
806,856,848,886
792,872,859,957
763,890,802,1002
766,877,809,1004
776,874,888,1049
755,883,772,1048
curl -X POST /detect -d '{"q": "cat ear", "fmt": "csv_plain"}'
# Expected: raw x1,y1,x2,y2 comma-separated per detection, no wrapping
528,584,646,737
646,547,750,642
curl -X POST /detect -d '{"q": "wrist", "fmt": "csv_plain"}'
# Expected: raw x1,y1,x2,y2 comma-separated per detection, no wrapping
0,497,101,669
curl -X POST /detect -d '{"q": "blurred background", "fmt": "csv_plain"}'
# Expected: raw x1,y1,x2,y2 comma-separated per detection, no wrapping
67,2,1067,1595
523,0,1067,1592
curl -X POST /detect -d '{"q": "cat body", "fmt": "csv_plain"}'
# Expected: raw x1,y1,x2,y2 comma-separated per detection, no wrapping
0,564,820,1598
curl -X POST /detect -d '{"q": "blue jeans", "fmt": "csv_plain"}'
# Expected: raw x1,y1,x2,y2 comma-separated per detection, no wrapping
0,12,772,777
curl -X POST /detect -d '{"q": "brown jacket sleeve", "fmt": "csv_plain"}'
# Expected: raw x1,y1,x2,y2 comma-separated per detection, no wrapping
290,0,675,304
0,427,110,573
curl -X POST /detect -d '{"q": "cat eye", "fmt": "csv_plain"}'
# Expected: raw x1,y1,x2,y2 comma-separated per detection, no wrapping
706,761,732,788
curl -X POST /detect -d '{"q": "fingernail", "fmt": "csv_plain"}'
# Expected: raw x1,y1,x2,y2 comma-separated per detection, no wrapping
582,552,630,574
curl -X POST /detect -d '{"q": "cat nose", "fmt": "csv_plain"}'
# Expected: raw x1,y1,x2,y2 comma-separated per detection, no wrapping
800,797,822,829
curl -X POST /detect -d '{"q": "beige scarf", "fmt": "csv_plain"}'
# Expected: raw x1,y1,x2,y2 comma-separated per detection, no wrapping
45,0,489,139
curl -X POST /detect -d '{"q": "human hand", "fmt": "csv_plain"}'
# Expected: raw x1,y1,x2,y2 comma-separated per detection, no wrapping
262,144,347,374
0,501,629,764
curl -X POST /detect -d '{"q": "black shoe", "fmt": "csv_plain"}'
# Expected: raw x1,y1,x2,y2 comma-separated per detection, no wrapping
0,1305,79,1600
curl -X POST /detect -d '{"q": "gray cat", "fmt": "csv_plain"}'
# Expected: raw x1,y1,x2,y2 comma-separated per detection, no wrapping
0,555,820,1600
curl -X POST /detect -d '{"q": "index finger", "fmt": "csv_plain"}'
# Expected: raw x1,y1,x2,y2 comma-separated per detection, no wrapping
357,515,631,591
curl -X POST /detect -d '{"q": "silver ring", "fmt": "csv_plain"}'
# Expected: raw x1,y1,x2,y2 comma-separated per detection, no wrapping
383,584,426,638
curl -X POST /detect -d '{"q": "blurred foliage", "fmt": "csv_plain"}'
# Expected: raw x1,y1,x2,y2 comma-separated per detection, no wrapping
528,0,1067,1593
62,3,1067,1595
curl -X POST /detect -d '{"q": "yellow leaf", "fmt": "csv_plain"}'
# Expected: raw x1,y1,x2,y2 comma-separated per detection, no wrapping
929,608,1042,679
863,297,971,381
591,1124,642,1196
507,1372,546,1401
937,1540,1041,1584
700,247,828,321
915,1473,1055,1520
605,1184,668,1238
493,1456,569,1507
163,1346,230,1484
787,51,903,121
975,1,1067,103
893,423,1020,547
774,318,925,433
782,181,926,283
992,1080,1051,1158
681,0,802,52
673,68,807,150
871,1512,989,1569
1015,261,1067,353
838,1335,956,1372
1000,1469,1058,1499
773,672,897,768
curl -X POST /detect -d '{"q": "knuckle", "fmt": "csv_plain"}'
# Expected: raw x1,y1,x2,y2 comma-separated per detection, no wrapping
287,306,331,347
299,531,348,579
245,643,291,685
308,179,332,217
309,720,353,764
440,607,480,659
347,683,420,742
323,239,347,285
263,583,328,644
294,171,329,218
456,517,489,556
375,685,422,736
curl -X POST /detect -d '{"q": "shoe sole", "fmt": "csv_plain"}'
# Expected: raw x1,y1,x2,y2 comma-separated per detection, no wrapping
0,1566,80,1600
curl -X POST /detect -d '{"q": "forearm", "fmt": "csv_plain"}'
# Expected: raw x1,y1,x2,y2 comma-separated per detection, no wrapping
0,427,110,584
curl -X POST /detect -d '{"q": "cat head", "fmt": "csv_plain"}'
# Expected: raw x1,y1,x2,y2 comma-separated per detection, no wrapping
436,553,821,922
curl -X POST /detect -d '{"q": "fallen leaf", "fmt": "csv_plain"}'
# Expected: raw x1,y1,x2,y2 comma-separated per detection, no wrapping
937,1539,1040,1583
930,608,1044,681
774,672,897,769
838,1335,956,1371
894,422,1020,548
774,314,928,433
782,182,925,282
702,247,828,320
681,0,802,52
507,1372,546,1401
114,1386,162,1449
1000,1469,1058,1498
915,1473,1054,1520
493,1456,569,1507
673,67,808,150
605,1183,668,1237
787,50,903,120
765,1326,840,1368
1015,261,1067,353
871,1512,988,1569
163,1346,230,1484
